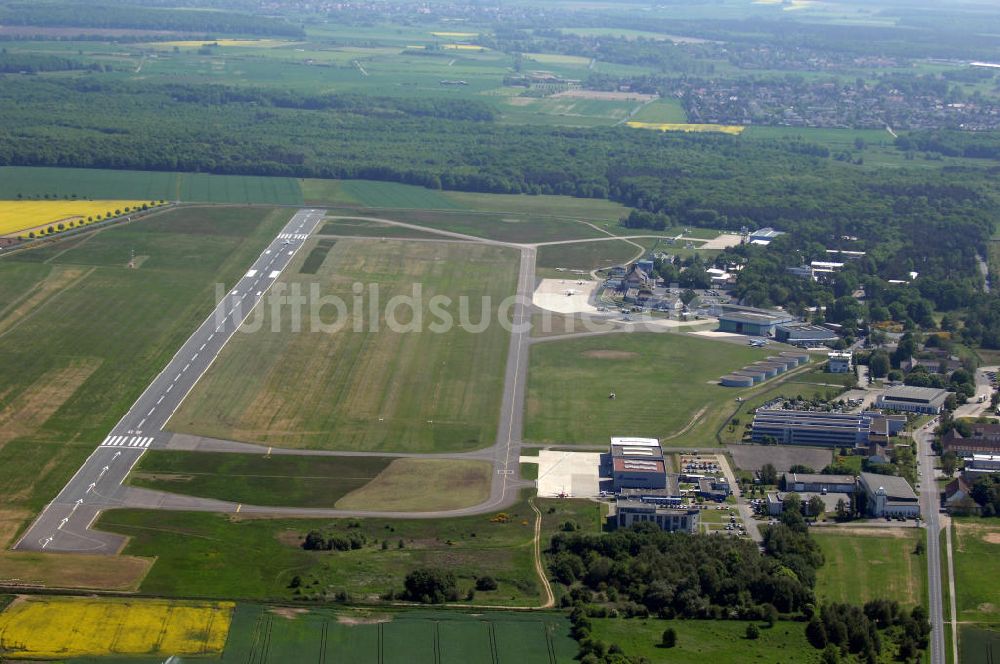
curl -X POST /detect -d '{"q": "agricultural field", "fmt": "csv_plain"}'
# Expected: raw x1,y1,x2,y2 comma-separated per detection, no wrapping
500,96,640,127
536,239,643,272
0,596,233,659
812,528,927,608
0,166,304,205
590,618,819,663
626,121,745,134
173,606,574,664
0,200,157,236
960,625,1000,664
525,333,770,446
951,518,1000,624
168,238,518,453
0,206,292,570
443,191,630,220
96,495,546,604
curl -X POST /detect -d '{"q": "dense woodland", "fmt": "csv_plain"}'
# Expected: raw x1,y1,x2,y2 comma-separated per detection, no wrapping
0,1,304,36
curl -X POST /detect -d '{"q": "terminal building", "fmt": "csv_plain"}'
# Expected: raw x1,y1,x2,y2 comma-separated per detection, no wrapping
876,386,951,414
858,472,920,518
614,499,700,533
609,437,667,491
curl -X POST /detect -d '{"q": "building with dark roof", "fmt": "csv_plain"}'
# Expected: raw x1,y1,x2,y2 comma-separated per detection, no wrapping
751,409,905,448
717,308,795,337
876,386,950,414
775,323,840,347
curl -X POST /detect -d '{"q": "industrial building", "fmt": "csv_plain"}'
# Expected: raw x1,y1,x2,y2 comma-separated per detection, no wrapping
747,227,785,246
965,454,1000,477
750,409,906,448
717,307,795,337
858,472,920,518
774,322,840,347
609,437,667,491
614,499,700,533
876,386,951,414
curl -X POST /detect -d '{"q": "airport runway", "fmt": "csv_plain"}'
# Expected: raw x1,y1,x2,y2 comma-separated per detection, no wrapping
13,209,326,553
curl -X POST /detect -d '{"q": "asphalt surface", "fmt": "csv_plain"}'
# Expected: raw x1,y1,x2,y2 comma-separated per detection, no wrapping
915,418,945,664
13,209,326,553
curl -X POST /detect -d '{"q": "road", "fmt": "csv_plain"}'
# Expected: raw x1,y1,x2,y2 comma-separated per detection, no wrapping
715,453,762,543
14,209,327,553
915,417,946,664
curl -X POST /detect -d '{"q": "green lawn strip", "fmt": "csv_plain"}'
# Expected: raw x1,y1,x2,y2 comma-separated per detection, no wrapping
590,618,821,664
301,179,459,209
168,238,517,453
951,519,1000,625
97,494,548,604
525,332,771,445
630,99,688,123
127,451,393,508
812,529,926,608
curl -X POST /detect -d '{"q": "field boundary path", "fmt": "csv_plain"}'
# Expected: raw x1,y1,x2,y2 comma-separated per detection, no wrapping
13,209,328,553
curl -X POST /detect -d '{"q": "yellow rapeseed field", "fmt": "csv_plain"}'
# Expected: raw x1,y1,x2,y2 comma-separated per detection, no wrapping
0,597,234,659
0,200,157,237
626,121,746,135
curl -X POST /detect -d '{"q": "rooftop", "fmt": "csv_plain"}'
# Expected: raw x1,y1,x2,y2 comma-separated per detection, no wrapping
860,472,918,501
785,472,856,486
882,385,950,402
613,458,665,474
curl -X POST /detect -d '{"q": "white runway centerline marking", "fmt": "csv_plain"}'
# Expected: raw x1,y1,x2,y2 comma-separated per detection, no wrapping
245,269,258,278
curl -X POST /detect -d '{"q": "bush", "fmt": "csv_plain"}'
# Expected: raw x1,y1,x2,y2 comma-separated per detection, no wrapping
746,623,760,640
475,575,498,591
661,627,677,648
402,567,458,604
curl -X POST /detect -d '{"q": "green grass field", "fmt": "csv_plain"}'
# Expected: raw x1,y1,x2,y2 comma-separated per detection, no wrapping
536,239,642,271
127,452,393,508
0,166,303,204
630,99,688,123
336,459,491,511
812,528,927,608
301,179,459,209
525,333,770,445
168,237,518,453
443,191,630,220
0,206,292,546
96,495,546,604
952,519,1000,624
590,618,819,663
347,209,608,243
317,217,447,239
